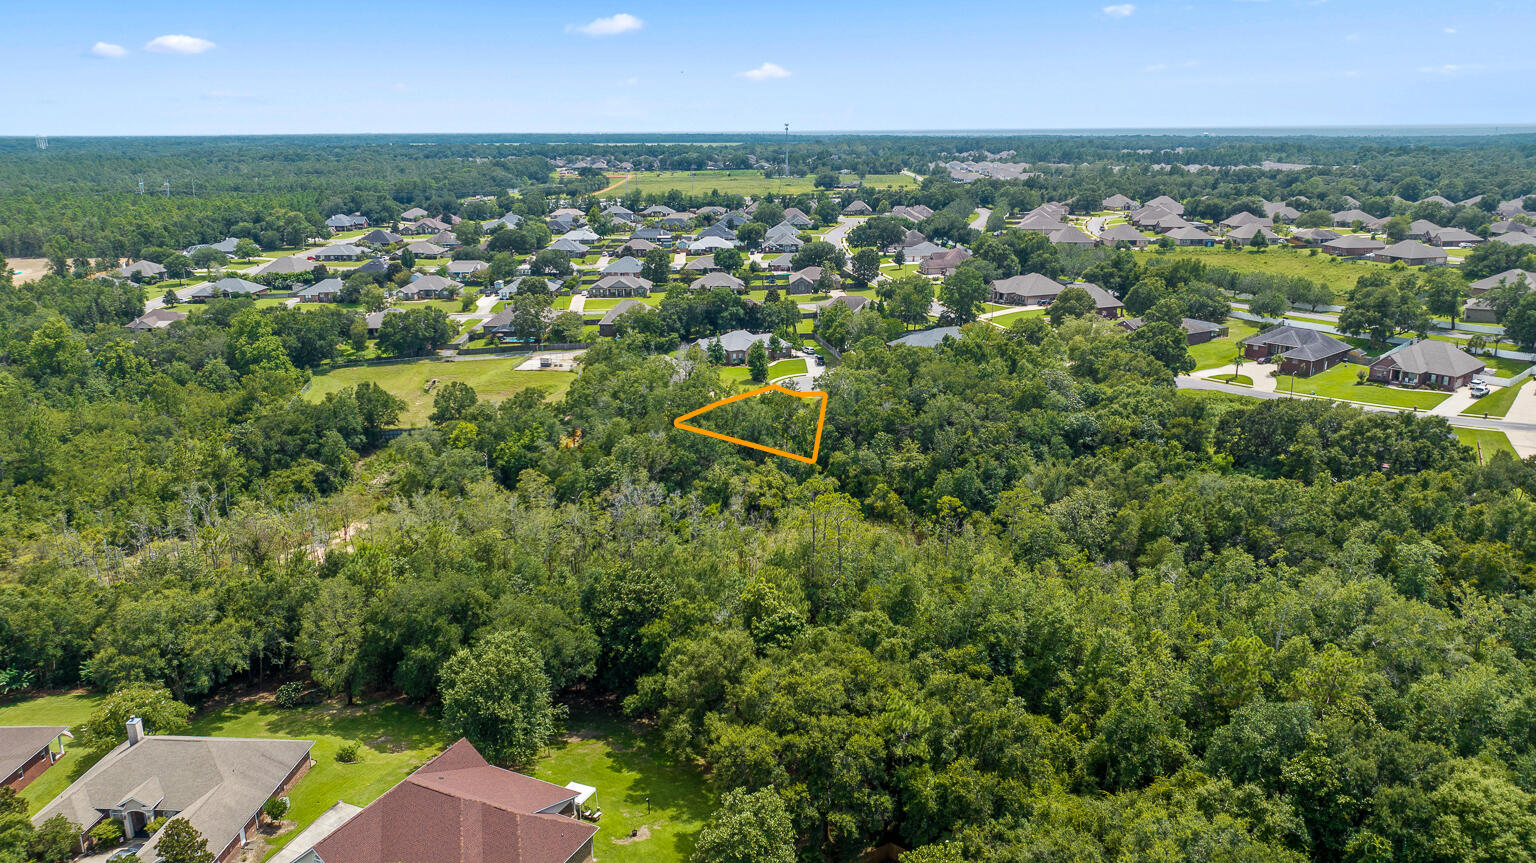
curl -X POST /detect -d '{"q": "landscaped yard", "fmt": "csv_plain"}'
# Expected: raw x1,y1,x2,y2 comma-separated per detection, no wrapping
1273,363,1450,410
1462,378,1527,418
1454,427,1518,462
608,169,916,197
988,308,1047,326
0,692,103,814
304,358,575,424
583,295,661,311
1212,373,1253,386
1477,354,1532,378
1189,319,1261,371
719,358,808,386
1145,246,1400,299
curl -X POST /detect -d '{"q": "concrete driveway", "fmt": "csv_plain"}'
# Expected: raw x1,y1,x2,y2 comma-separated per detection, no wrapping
267,802,362,863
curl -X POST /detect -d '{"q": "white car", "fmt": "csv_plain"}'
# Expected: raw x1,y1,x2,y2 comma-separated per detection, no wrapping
1470,385,1491,398
1470,377,1487,388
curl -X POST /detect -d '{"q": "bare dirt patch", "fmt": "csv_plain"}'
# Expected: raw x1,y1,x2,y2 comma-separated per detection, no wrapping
612,825,652,845
8,258,48,283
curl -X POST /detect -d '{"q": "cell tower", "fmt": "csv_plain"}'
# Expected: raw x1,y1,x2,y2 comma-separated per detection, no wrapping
35,135,47,150
136,177,145,195
162,181,170,197
784,123,790,179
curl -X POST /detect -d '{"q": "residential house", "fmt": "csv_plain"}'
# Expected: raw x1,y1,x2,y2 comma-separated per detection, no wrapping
1,726,70,791
1321,235,1387,257
698,223,738,241
549,238,589,256
641,204,677,218
563,229,600,244
842,200,874,215
253,256,320,277
599,299,647,337
448,260,489,281
1492,232,1536,247
764,253,795,273
990,273,1063,305
184,237,240,258
405,241,446,257
399,207,428,221
359,229,403,245
1368,340,1484,390
1130,206,1174,228
410,217,452,235
783,207,813,228
888,326,962,348
920,247,973,276
1225,224,1281,245
313,245,365,262
397,274,457,300
820,294,871,314
1418,195,1455,207
1375,240,1448,266
1220,212,1272,229
125,308,188,331
689,236,737,254
1407,219,1441,241
119,260,167,281
1017,212,1067,234
365,308,405,336
763,225,804,252
1072,282,1124,318
683,255,719,274
1331,209,1385,229
326,214,368,232
33,719,311,863
1467,269,1536,296
1241,325,1352,376
294,278,344,303
900,241,946,262
693,330,790,364
1049,225,1096,247
1490,220,1529,235
1119,317,1229,345
660,214,695,231
603,256,644,277
589,275,652,297
1144,195,1184,214
619,238,656,257
355,257,390,276
1429,227,1482,247
290,739,597,863
1166,226,1216,246
189,277,268,301
889,204,934,222
430,231,461,250
602,204,638,223
1263,202,1301,221
1101,194,1138,210
788,266,836,294
631,226,672,245
1289,227,1341,246
691,271,746,292
1464,269,1536,322
1154,213,1195,233
1098,224,1152,248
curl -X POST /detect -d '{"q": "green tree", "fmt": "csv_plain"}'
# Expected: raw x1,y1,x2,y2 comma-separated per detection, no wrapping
190,246,226,277
938,267,987,323
1250,288,1289,319
430,381,479,424
162,252,194,283
297,579,367,705
1338,279,1429,346
28,816,79,863
691,788,795,863
76,685,192,755
641,247,672,285
155,819,214,863
377,307,453,356
1422,268,1467,328
707,338,727,365
1128,320,1196,374
851,248,881,288
1048,285,1096,324
713,247,744,274
890,274,934,329
815,300,854,351
233,238,260,261
439,631,561,767
747,340,770,383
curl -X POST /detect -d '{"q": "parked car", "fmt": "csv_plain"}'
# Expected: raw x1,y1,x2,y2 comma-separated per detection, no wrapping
1471,378,1487,388
1470,385,1491,398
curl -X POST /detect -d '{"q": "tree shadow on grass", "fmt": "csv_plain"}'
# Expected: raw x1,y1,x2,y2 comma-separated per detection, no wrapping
190,699,451,755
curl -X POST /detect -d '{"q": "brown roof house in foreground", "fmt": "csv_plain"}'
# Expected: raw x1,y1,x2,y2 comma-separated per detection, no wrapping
0,726,70,791
1368,340,1484,391
34,718,312,862
1241,324,1353,377
293,739,597,863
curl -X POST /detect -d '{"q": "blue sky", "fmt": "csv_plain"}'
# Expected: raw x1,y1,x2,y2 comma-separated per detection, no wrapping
6,0,1534,135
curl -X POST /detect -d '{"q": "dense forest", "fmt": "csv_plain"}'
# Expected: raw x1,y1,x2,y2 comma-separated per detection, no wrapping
3,133,1536,863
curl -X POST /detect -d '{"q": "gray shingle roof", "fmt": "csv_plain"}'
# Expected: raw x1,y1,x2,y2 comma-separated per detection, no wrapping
1375,340,1483,378
1244,325,1351,361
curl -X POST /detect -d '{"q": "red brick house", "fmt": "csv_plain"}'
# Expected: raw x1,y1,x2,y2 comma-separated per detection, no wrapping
0,726,70,791
1368,340,1484,391
1241,325,1352,376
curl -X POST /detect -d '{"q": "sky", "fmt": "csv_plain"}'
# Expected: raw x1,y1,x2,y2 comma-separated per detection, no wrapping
5,0,1535,136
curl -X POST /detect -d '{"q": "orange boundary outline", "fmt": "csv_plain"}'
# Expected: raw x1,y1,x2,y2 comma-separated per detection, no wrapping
672,384,828,464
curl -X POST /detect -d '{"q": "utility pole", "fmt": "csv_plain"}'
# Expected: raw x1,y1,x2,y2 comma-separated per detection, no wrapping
784,123,790,180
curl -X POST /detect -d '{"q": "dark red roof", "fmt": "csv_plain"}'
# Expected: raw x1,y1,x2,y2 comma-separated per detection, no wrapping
310,740,596,863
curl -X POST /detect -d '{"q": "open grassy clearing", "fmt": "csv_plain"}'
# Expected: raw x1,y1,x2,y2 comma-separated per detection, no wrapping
1274,362,1450,410
606,170,916,197
1454,427,1518,462
1145,246,1404,299
1462,377,1528,417
304,358,575,425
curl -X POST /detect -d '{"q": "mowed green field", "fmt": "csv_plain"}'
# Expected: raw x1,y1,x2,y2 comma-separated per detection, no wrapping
0,692,103,814
1144,246,1399,298
1189,319,1262,371
605,170,916,197
1274,363,1450,410
304,358,575,424
1454,427,1518,462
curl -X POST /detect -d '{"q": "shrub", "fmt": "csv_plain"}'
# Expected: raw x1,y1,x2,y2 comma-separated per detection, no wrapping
263,797,290,821
144,816,168,835
88,819,124,849
336,742,361,763
274,682,305,709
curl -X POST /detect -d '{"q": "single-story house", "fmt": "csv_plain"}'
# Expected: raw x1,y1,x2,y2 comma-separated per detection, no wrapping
326,214,368,232
819,294,871,314
1072,282,1124,318
889,204,935,222
920,248,973,276
1289,228,1341,246
1429,227,1482,247
1468,269,1536,297
33,719,312,863
185,237,240,258
763,228,804,252
1368,340,1484,390
1102,194,1138,210
1220,212,1272,229
1131,206,1175,228
599,299,647,337
289,739,597,863
447,260,489,281
1,726,70,791
603,256,644,277
359,229,403,245
619,238,656,257
691,271,746,292
1332,209,1385,229
120,260,168,281
409,217,452,235
549,238,589,256
253,255,321,276
764,253,795,273
313,245,365,262
1241,324,1352,376
660,214,695,231
698,223,738,241
397,274,457,300
889,326,962,347
603,204,638,223
589,275,652,297
782,207,813,228
631,227,672,245
365,308,406,336
1375,240,1448,266
1407,219,1441,241
683,255,719,273
1322,235,1387,257
1166,226,1217,246
642,204,677,218
694,330,791,365
843,200,874,215
788,266,836,294
125,308,188,331
1492,232,1536,247
405,241,446,257
1225,224,1281,245
1264,202,1301,221
294,278,344,302
355,257,390,276
901,241,946,262
188,277,269,301
689,236,737,254
1017,213,1067,234
1049,225,1097,247
429,231,461,250
1144,195,1184,214
400,206,428,221
563,228,601,244
990,273,1063,305
1120,317,1229,345
1099,224,1152,248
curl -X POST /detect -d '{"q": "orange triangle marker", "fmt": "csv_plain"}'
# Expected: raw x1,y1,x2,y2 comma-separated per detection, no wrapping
672,384,828,464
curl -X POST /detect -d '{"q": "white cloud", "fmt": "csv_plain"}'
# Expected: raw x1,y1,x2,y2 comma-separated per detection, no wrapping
569,13,643,37
90,41,127,58
738,62,790,81
1444,27,1457,34
1143,62,1168,72
1344,33,1358,41
617,76,640,87
1419,64,1461,75
1103,4,1135,17
144,34,215,54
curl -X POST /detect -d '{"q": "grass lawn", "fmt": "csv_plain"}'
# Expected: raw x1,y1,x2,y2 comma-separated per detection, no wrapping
1462,378,1527,417
719,359,808,387
0,692,104,814
394,299,463,314
531,710,709,863
989,308,1047,326
1146,246,1403,300
1190,320,1261,371
304,359,575,424
1212,373,1253,386
583,295,661,311
1274,363,1450,410
610,170,915,197
1478,354,1532,377
1454,427,1518,463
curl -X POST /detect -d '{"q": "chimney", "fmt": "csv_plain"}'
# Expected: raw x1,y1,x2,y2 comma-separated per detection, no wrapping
126,716,144,747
